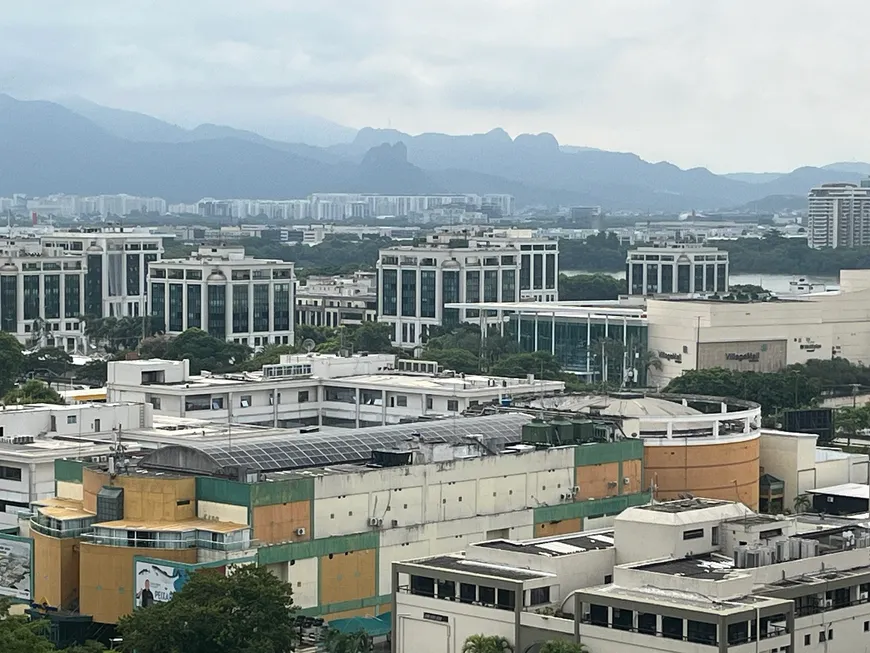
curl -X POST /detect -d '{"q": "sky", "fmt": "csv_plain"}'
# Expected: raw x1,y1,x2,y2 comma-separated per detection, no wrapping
1,0,867,173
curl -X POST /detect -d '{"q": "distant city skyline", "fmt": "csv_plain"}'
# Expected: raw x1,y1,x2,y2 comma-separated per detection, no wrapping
2,1,868,173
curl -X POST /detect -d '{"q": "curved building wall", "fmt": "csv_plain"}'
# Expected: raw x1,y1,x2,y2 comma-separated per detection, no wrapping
643,435,760,509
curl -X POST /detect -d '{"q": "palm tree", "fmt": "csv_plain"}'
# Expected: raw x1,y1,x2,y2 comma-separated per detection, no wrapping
793,493,812,513
462,634,513,653
323,628,372,653
539,641,589,653
632,349,663,387
591,338,624,385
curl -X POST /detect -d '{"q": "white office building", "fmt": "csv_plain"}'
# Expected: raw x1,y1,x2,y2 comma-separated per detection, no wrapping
808,181,870,249
296,271,378,328
105,353,564,429
393,497,870,653
0,228,168,351
148,246,295,348
378,230,558,347
626,243,729,295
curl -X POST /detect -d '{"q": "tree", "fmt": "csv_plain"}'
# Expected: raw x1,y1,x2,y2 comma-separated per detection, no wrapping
63,642,107,653
794,493,812,513
164,328,251,375
323,629,372,653
22,347,73,381
0,598,55,653
0,332,24,396
425,348,481,375
663,368,820,416
138,335,172,360
559,273,625,301
351,322,393,354
490,352,562,380
539,641,588,653
462,635,513,653
75,359,109,386
239,344,297,371
117,565,297,653
4,379,64,405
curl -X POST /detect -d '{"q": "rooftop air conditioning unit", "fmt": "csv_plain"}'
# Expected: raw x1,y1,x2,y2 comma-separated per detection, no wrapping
861,592,869,601
822,599,833,608
295,528,306,536
368,518,382,527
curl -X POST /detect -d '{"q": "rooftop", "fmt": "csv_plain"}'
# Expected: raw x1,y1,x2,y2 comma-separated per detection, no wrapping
475,530,615,557
530,394,701,418
807,483,869,500
637,498,737,514
579,584,785,616
403,554,555,582
95,518,249,533
634,553,739,580
137,413,535,474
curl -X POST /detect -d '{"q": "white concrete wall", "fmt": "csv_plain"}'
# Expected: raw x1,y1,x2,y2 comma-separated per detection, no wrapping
396,592,516,653
56,481,83,501
759,430,811,510
267,556,319,609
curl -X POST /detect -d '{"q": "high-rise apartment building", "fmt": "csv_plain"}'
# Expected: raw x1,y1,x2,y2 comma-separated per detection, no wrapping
626,243,729,295
807,181,870,249
377,230,558,347
0,228,167,351
149,246,295,348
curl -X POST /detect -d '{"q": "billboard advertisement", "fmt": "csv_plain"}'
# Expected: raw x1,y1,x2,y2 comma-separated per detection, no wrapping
697,339,787,373
0,534,32,601
134,560,191,608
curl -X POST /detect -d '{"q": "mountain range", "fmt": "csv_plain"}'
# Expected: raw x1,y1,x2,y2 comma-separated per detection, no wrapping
1,93,866,211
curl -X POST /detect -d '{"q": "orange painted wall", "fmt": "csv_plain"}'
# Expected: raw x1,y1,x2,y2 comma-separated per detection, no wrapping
644,437,760,509
576,462,620,500
79,543,197,624
82,468,195,522
535,518,582,538
319,549,376,606
252,500,311,544
32,531,80,610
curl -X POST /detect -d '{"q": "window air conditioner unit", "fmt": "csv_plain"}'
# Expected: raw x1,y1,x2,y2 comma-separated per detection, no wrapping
623,477,630,485
822,599,833,608
369,518,382,527
862,592,869,601
295,528,306,536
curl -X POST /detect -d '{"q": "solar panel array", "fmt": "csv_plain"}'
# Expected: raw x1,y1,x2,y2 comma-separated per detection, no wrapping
194,413,533,472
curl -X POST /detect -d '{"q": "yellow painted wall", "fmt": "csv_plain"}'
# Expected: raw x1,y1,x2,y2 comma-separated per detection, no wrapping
535,518,582,538
319,549,376,606
644,438,760,509
32,531,80,610
253,500,311,544
79,543,197,624
576,462,620,500
56,481,84,501
82,468,196,522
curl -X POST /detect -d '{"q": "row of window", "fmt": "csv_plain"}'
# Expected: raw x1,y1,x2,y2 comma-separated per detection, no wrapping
183,390,314,412
152,268,293,280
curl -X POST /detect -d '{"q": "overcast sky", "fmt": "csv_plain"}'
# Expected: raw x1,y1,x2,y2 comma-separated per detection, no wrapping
1,0,866,172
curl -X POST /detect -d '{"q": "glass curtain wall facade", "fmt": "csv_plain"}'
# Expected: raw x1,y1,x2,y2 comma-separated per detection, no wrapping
507,314,649,385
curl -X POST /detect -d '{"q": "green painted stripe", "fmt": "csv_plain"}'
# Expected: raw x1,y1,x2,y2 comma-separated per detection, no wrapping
574,440,644,467
55,459,85,483
196,477,251,507
250,477,314,507
258,531,380,566
534,492,651,523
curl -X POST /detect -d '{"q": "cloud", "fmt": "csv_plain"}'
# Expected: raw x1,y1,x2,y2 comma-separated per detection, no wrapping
0,0,867,171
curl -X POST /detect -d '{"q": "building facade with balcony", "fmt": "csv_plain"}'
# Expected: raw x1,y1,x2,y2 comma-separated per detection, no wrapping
295,271,378,328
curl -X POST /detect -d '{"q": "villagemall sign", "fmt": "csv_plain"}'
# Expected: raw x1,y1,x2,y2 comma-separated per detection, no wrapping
725,352,760,362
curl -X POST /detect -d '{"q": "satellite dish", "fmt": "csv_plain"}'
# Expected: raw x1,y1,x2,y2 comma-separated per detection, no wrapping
302,339,316,353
